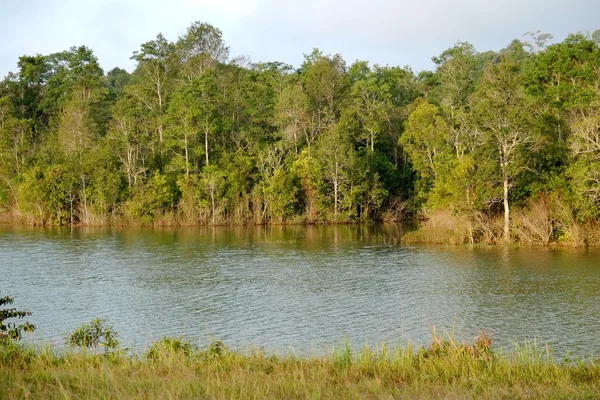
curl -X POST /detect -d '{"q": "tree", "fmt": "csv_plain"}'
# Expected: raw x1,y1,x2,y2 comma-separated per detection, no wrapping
191,72,220,166
349,71,392,152
3,55,50,135
176,21,229,79
201,165,226,224
432,42,484,162
523,30,554,54
106,67,131,101
130,34,177,144
164,85,202,178
372,65,422,168
313,126,358,218
275,82,309,153
0,96,34,176
566,72,600,219
472,56,536,242
108,96,151,189
301,49,348,146
524,33,600,220
400,99,450,183
432,42,479,113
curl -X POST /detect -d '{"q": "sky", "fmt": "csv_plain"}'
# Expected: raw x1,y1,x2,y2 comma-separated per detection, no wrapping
1,0,599,78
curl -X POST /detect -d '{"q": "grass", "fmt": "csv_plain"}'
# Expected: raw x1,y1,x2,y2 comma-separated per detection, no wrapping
1,333,599,399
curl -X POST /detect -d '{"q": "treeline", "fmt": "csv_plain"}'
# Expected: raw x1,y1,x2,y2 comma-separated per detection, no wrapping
1,23,599,244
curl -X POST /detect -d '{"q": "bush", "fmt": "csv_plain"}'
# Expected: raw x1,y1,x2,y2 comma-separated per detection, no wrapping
0,293,35,341
67,318,119,350
205,339,226,359
146,336,193,359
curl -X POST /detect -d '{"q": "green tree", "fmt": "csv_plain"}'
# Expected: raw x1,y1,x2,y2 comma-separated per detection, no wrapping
192,72,220,166
176,21,229,80
472,56,536,242
400,99,450,184
301,50,348,146
130,33,177,145
200,165,227,224
108,96,151,189
275,82,309,153
566,77,600,219
313,126,358,218
432,42,479,112
106,67,131,101
0,96,34,177
348,70,392,152
164,85,202,178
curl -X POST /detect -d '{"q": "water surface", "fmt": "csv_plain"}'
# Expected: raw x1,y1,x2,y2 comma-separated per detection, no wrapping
1,225,599,357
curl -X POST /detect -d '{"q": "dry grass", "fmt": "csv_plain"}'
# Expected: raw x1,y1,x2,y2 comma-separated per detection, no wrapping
1,333,599,399
405,197,600,247
403,209,501,245
513,195,556,246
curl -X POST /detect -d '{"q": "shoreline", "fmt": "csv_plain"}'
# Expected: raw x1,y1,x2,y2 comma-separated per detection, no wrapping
2,217,599,248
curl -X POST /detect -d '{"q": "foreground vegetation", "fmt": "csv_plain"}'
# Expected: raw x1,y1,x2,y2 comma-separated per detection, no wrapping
2,294,599,398
1,23,600,246
1,333,600,399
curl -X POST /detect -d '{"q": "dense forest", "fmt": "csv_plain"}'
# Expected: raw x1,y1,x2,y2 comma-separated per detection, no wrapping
1,22,600,245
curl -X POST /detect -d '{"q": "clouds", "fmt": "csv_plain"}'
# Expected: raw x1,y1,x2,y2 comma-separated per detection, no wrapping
1,0,599,77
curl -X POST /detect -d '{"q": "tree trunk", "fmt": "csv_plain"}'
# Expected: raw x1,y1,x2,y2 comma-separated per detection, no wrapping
293,121,298,155
503,174,510,243
334,179,338,216
205,130,209,166
81,175,89,225
211,190,215,225
184,135,189,179
69,192,74,226
334,161,339,216
371,131,374,152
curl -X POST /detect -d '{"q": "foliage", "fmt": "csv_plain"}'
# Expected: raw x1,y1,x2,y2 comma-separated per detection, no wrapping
67,318,119,350
0,293,35,341
2,22,600,245
146,336,193,359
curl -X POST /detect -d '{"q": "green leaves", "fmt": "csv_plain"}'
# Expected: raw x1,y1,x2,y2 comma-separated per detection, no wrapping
67,318,119,350
400,99,450,181
0,293,35,342
2,22,600,231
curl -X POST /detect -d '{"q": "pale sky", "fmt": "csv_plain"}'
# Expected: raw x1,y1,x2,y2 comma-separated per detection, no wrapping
1,0,599,78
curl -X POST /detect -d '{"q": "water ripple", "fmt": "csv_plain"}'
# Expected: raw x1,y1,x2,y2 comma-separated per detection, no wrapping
1,226,599,357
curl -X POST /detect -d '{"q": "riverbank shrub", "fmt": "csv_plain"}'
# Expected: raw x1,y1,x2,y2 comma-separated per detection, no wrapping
146,336,193,360
67,318,119,350
0,293,35,341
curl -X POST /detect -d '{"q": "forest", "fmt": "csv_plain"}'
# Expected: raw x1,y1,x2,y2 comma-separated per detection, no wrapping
1,22,600,245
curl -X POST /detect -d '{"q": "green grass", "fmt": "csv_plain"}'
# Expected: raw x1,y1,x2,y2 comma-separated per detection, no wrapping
1,333,599,399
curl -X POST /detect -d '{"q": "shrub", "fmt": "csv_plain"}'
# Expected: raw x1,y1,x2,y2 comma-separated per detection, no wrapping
205,339,227,359
146,336,193,359
67,318,119,350
0,293,35,341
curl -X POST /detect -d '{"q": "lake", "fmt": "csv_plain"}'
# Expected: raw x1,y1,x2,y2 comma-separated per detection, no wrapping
1,224,599,357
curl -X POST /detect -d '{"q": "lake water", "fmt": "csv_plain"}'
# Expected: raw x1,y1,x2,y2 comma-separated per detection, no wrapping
1,224,599,357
